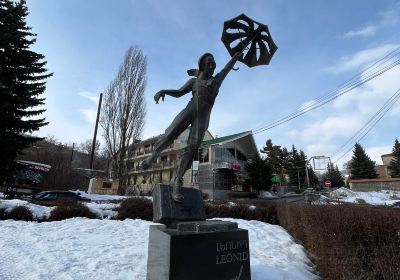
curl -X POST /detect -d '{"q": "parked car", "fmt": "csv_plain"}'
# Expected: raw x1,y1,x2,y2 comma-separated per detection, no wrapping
31,191,91,206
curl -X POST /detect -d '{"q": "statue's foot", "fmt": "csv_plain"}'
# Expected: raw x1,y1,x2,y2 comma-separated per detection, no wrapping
140,157,153,170
171,177,184,203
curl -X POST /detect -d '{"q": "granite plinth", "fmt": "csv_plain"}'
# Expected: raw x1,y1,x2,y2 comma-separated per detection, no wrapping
146,220,251,280
152,184,206,227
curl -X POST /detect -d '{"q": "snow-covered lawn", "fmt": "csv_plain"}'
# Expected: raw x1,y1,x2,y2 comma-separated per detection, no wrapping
0,218,317,280
326,187,400,205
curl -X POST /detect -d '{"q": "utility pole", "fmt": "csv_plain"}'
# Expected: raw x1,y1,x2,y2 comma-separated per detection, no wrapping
70,143,75,164
89,93,103,169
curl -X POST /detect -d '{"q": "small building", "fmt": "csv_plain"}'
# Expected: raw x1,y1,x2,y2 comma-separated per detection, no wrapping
375,153,394,179
124,130,259,199
196,131,259,199
88,177,119,195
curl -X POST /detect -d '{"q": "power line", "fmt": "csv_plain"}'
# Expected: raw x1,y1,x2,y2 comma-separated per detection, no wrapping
252,46,400,135
332,87,400,163
253,58,400,134
331,87,400,157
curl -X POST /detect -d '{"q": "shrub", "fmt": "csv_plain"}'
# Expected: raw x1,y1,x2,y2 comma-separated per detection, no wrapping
206,199,400,279
49,200,98,221
205,199,279,224
115,197,153,221
0,208,7,220
7,206,33,221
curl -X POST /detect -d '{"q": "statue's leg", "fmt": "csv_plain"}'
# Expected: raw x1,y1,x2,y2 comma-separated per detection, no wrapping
171,115,208,202
140,103,193,170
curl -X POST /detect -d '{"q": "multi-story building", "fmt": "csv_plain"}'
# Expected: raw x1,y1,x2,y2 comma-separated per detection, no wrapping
124,129,213,195
124,129,259,199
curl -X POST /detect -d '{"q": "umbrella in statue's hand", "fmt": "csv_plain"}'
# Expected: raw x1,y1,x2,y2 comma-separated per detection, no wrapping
221,13,278,68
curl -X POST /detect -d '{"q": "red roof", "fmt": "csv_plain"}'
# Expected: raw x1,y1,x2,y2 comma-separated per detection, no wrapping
349,178,400,183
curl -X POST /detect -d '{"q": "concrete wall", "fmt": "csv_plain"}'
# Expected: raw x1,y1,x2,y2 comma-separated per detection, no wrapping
349,179,400,191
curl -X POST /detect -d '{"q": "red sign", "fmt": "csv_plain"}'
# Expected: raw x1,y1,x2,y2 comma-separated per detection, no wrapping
324,181,332,187
230,163,241,171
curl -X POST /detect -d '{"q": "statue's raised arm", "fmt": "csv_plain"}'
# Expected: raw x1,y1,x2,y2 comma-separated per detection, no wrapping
154,78,195,103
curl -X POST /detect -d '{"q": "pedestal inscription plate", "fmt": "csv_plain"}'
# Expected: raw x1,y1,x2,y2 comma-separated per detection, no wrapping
146,221,251,280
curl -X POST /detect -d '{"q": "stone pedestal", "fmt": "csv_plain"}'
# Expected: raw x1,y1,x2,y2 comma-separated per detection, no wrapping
146,220,251,280
152,184,206,227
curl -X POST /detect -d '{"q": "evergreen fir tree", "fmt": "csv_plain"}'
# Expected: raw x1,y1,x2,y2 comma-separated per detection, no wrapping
0,0,52,181
287,146,310,187
322,163,345,188
245,157,272,192
387,139,400,178
348,143,378,179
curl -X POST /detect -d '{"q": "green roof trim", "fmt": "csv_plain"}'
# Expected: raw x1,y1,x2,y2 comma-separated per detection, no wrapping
201,131,250,147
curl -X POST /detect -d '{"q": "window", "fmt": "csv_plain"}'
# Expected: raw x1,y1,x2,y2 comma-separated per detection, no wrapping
102,182,112,189
161,156,168,162
194,148,209,163
58,192,78,199
42,193,57,200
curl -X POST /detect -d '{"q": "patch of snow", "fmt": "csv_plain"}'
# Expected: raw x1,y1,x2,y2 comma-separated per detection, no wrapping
329,187,355,198
73,190,152,202
227,201,237,207
248,205,257,210
0,199,53,219
328,188,400,205
259,191,276,198
0,218,318,280
84,202,119,219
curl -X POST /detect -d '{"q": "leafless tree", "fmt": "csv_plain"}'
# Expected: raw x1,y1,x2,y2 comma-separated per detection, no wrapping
78,139,101,156
100,46,146,194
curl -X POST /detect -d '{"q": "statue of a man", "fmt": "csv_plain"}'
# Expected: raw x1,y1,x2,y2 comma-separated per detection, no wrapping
141,52,242,202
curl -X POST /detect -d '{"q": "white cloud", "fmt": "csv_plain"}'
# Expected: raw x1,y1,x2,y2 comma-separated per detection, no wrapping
78,91,100,104
80,109,97,125
379,2,400,26
326,44,399,74
366,145,392,165
292,43,400,169
300,100,318,111
341,2,400,40
324,44,399,74
342,25,377,39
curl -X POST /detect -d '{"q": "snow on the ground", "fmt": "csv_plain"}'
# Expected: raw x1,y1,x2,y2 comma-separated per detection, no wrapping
259,191,276,198
73,190,152,202
0,198,119,219
328,187,400,205
73,190,128,201
0,218,318,280
0,199,53,219
84,202,119,219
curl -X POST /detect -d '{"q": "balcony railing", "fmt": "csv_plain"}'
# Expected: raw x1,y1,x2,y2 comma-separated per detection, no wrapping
129,161,177,173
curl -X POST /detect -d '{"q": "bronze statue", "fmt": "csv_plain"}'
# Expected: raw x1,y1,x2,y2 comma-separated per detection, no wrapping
141,14,277,202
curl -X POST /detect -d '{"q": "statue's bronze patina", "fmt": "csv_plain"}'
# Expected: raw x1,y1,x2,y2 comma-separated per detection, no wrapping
141,14,277,202
141,52,242,202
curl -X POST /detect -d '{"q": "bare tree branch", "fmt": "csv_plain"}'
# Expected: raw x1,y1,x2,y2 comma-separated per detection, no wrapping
100,46,147,194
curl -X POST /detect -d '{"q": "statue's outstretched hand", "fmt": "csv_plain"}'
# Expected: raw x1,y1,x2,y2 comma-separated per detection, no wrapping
233,51,243,60
154,90,165,104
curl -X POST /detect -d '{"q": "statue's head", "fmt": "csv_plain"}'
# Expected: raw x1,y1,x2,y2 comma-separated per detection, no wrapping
198,53,216,77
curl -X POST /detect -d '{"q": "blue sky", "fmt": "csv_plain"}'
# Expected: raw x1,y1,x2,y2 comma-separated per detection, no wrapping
26,0,400,168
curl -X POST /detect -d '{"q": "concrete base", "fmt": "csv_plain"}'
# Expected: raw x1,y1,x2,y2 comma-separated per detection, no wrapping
146,220,251,280
152,184,206,227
